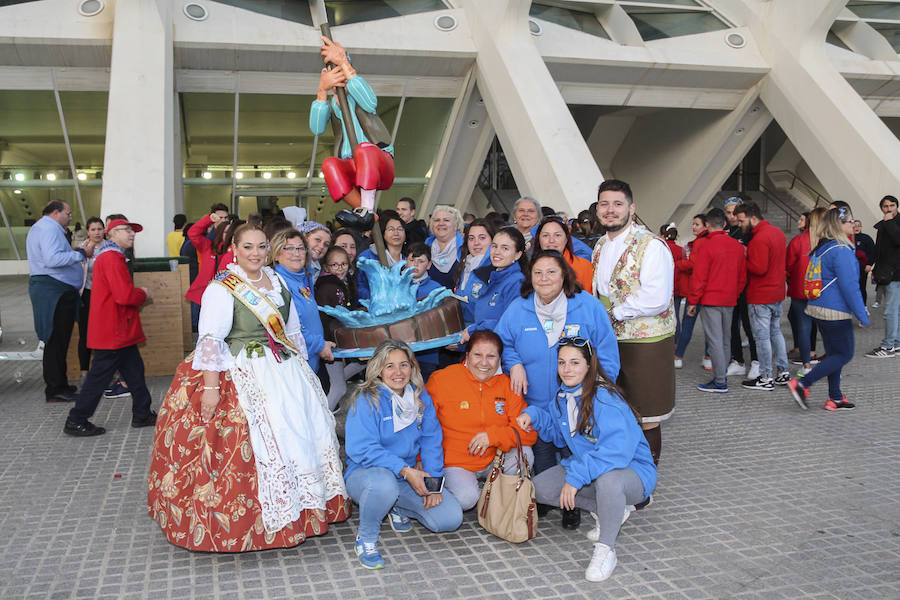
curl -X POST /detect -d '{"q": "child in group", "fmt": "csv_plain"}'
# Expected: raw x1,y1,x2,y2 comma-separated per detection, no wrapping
406,242,443,380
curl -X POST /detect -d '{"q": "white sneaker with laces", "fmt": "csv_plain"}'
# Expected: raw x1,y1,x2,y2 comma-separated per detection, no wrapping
747,360,760,380
726,360,745,376
674,358,683,369
585,543,617,582
586,508,634,543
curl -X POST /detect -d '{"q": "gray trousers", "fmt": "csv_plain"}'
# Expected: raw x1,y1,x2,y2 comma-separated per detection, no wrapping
534,466,644,548
443,446,534,511
700,305,733,384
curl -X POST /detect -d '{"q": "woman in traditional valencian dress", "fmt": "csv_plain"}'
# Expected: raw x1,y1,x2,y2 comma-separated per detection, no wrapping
148,224,350,552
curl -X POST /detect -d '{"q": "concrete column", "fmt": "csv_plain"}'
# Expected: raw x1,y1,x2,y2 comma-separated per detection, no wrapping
100,0,175,256
710,0,900,224
458,0,603,216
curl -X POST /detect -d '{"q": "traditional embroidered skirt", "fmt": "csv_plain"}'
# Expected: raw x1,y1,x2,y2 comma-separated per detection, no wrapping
617,336,676,423
147,351,350,552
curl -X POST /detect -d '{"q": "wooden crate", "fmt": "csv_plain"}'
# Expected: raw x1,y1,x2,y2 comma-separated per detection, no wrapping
67,269,188,380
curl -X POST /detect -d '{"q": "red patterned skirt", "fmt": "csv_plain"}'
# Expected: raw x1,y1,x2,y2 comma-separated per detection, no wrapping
147,359,350,552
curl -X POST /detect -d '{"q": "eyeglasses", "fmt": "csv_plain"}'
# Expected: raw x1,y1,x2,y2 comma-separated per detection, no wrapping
559,336,593,356
384,227,404,234
327,262,348,269
282,246,306,253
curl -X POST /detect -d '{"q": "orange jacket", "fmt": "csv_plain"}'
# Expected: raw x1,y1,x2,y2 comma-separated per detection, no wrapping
426,363,537,472
565,250,594,293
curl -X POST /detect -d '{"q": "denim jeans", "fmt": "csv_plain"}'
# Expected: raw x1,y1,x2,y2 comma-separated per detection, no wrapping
748,302,789,379
673,296,683,341
799,319,853,400
787,298,815,364
881,281,900,348
345,467,463,544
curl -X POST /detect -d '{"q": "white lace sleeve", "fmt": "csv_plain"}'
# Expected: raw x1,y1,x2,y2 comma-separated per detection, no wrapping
192,282,236,371
285,299,309,361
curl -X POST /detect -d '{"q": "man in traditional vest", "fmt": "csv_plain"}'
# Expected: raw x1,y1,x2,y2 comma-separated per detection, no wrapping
592,179,675,473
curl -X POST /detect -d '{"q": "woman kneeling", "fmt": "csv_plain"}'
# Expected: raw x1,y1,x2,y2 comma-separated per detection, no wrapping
344,340,463,569
517,338,656,582
427,329,536,510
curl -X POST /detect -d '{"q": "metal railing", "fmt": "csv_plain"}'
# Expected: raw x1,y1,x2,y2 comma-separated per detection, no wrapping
767,170,830,208
757,184,802,231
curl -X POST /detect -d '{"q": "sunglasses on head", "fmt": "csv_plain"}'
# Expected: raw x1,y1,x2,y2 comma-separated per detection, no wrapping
559,336,593,356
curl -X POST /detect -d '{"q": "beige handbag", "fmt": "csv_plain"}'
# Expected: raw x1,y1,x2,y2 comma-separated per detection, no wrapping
476,430,537,543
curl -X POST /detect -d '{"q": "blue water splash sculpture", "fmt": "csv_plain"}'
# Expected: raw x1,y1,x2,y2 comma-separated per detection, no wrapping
319,256,453,328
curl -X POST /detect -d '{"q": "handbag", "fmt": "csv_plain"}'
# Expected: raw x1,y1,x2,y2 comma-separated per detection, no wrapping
476,429,537,543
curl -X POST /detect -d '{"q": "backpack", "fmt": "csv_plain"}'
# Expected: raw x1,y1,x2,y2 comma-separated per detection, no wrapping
803,244,839,300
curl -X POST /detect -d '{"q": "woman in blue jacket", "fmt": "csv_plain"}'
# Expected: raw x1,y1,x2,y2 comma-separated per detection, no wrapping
460,227,527,344
344,340,462,569
788,207,869,412
517,338,656,582
270,228,333,373
454,218,496,324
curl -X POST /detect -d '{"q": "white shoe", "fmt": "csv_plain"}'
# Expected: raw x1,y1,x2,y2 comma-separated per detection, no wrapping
586,508,634,543
797,365,812,377
701,357,712,370
726,360,745,377
585,543,617,582
674,358,683,369
747,360,760,380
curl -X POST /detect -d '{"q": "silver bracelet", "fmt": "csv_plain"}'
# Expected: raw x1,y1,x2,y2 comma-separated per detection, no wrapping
202,386,220,391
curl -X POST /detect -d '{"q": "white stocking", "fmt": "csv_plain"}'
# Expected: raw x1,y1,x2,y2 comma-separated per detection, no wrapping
360,188,376,212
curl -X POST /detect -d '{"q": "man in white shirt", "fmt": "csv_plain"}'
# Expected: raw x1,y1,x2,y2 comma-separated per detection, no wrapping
592,179,676,471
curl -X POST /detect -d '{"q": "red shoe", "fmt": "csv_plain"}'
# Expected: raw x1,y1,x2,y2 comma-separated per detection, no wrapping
824,396,855,412
787,379,809,410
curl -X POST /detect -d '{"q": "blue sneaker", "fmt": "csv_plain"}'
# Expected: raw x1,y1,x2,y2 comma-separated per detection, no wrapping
388,507,413,533
697,379,728,393
104,380,130,399
355,539,385,569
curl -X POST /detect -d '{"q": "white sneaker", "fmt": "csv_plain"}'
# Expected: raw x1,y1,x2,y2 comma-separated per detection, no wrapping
585,543,617,582
747,360,760,380
674,358,683,369
797,365,812,377
726,360,745,377
586,508,634,543
701,357,712,370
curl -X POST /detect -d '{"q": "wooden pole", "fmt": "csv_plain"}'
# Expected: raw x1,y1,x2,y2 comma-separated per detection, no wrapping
319,23,388,266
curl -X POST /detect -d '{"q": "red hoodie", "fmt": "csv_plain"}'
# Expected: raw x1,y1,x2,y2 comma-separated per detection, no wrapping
87,246,147,350
185,214,234,304
666,240,688,298
785,231,811,300
745,219,787,304
688,230,746,307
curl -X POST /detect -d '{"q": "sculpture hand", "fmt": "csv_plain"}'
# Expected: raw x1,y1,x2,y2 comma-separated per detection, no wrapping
318,68,346,98
320,36,347,66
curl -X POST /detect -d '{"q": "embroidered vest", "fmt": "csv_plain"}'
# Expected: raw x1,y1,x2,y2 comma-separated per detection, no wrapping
592,225,676,341
226,284,292,356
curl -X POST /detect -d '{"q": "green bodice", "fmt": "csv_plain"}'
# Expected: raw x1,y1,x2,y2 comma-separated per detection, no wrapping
226,283,292,356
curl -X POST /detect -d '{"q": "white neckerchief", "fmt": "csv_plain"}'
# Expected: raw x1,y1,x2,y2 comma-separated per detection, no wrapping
430,237,457,273
413,272,428,285
560,385,583,437
368,243,401,267
534,290,567,347
459,252,485,290
391,384,418,433
594,222,634,297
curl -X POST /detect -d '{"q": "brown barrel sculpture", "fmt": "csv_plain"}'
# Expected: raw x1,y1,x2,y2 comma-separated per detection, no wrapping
333,297,464,350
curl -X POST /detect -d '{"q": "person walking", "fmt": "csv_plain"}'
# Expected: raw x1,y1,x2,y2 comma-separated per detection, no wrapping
788,208,869,411
864,195,900,358
63,219,156,436
27,200,95,403
686,208,746,393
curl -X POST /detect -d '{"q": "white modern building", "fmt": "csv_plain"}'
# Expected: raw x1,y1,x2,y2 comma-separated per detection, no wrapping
0,0,898,265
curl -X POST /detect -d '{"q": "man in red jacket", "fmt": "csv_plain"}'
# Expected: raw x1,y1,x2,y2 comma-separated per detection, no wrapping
64,219,156,437
735,202,790,391
686,209,746,393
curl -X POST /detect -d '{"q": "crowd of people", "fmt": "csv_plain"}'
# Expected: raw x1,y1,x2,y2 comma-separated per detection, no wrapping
23,183,898,582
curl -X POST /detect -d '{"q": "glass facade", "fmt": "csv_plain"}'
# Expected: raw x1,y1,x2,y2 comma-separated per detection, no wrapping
529,3,611,39
871,22,900,52
210,1,313,25
625,10,728,41
325,0,447,27
847,2,900,21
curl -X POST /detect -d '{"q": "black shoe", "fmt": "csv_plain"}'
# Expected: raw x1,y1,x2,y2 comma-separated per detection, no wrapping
561,508,581,529
633,494,654,511
537,503,553,518
131,411,157,428
47,392,79,403
66,384,78,393
335,208,375,231
63,419,106,437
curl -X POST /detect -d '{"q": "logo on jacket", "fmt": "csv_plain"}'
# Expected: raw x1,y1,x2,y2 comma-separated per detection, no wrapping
488,292,499,307
494,399,505,415
471,282,483,297
564,323,581,337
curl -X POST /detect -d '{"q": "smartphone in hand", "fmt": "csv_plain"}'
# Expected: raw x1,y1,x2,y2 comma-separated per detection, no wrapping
423,476,444,494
